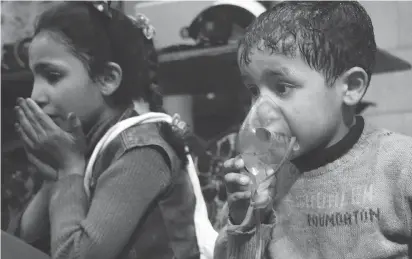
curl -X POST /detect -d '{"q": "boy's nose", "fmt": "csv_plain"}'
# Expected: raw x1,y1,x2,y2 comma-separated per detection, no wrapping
256,101,282,126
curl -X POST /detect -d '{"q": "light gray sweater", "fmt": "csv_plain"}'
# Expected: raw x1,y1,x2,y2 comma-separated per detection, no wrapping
215,121,412,259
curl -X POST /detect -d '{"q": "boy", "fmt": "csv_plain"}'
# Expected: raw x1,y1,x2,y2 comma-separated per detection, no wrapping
215,1,412,259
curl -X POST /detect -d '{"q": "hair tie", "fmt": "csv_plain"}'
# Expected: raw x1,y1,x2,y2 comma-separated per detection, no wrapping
171,114,190,140
128,13,156,40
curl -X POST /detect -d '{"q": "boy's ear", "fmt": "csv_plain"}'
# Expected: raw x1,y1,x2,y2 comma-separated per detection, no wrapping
340,67,369,106
97,62,122,96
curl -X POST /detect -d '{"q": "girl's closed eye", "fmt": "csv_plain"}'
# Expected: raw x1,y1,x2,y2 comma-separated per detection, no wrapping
43,69,64,85
35,68,64,85
32,63,65,85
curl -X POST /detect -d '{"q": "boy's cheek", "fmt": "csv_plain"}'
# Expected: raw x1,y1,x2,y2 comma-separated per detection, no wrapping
286,136,314,160
289,147,306,160
285,119,323,157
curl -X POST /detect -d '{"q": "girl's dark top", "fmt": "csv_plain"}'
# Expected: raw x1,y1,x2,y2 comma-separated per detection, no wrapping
20,107,200,259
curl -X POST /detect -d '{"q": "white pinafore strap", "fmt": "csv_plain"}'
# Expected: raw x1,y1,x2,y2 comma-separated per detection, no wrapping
83,112,217,259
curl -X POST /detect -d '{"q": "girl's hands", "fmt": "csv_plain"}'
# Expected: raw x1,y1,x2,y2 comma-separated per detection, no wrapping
26,149,58,181
15,98,87,177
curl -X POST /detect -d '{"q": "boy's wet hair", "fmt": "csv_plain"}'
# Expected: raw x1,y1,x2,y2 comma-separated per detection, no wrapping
239,1,377,86
34,2,187,164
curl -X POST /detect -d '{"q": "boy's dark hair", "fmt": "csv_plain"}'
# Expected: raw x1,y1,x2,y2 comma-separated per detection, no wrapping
239,1,377,86
34,2,187,164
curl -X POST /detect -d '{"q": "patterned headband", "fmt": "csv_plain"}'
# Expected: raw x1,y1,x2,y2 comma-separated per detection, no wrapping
127,13,156,40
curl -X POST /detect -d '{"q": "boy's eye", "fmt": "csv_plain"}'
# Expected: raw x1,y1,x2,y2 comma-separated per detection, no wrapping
272,82,295,97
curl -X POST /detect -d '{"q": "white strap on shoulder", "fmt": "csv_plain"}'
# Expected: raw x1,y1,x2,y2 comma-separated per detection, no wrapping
84,112,172,198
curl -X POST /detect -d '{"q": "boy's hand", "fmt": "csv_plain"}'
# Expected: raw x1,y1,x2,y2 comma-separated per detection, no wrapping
224,157,252,225
224,156,275,226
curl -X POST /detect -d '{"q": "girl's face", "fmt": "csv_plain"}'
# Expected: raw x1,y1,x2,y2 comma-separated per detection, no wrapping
28,31,105,131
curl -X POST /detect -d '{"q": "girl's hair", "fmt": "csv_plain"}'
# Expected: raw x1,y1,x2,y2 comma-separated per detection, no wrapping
34,2,187,164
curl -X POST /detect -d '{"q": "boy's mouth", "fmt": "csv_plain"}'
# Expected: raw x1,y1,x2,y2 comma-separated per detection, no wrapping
271,132,292,142
254,128,292,143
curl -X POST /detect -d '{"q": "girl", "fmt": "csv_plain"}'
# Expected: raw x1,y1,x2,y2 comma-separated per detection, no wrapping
15,2,203,258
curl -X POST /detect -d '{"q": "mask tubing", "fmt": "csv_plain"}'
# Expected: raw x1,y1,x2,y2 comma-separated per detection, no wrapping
251,136,296,259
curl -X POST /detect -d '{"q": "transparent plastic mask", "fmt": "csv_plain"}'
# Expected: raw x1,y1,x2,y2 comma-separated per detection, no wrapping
236,94,300,208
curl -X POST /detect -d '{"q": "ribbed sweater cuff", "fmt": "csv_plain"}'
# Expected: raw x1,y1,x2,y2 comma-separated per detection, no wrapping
49,174,88,231
226,220,273,259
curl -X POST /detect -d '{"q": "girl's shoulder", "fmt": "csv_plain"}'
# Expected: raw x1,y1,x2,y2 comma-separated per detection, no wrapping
121,123,165,148
119,123,180,170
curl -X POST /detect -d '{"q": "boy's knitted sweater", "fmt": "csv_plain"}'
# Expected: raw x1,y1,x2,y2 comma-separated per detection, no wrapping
215,118,412,259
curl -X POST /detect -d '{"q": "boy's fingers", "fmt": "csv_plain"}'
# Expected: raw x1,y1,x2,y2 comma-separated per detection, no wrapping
223,158,235,171
234,157,244,168
225,173,250,185
224,173,251,193
227,191,252,204
252,189,272,207
223,157,245,172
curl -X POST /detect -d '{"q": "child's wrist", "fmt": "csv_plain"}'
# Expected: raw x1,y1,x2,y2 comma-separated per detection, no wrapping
230,205,255,228
229,205,274,226
229,212,248,225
